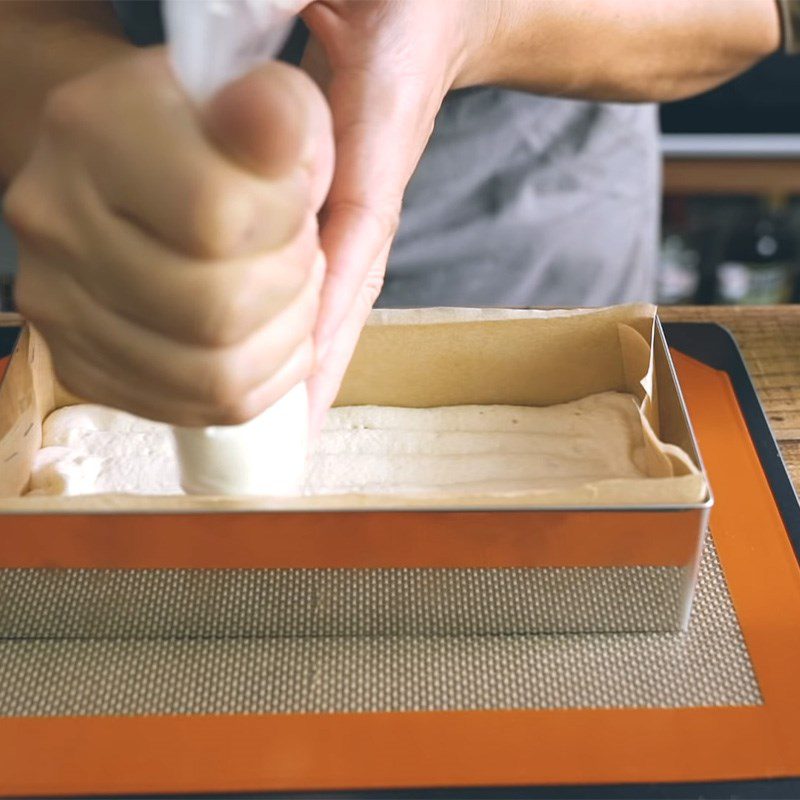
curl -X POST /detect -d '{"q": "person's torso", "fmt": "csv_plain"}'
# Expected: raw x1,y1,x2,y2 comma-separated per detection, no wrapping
383,88,660,308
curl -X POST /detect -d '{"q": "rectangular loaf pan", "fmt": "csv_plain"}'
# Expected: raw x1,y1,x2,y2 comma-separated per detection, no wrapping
0,305,711,635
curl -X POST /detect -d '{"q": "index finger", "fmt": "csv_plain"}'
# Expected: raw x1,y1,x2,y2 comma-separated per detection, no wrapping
309,63,426,350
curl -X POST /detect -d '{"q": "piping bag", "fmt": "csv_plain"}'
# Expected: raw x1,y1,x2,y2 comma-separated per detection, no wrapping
164,0,311,495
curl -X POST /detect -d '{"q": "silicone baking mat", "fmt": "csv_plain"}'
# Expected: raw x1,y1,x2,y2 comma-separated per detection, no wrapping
0,323,799,798
0,537,759,716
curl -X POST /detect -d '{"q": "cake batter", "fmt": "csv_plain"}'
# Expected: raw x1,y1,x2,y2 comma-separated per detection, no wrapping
28,392,650,498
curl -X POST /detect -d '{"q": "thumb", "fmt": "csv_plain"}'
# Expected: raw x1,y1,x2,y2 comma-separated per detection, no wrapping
203,61,333,211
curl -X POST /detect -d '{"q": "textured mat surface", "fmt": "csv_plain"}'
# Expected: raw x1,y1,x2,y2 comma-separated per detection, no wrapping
0,563,687,638
0,537,760,716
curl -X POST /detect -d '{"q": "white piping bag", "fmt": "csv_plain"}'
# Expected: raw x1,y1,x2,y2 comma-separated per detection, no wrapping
164,0,311,495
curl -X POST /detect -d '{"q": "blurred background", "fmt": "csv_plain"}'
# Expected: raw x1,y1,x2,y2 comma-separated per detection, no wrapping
1,51,799,311
659,52,800,306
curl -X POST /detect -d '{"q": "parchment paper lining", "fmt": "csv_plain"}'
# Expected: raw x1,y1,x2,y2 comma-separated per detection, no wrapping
0,305,708,510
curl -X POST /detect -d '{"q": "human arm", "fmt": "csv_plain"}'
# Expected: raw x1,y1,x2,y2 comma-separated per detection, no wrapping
302,0,782,430
459,0,781,101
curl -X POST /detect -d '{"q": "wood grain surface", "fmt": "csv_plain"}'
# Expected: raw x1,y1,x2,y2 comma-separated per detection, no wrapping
660,305,800,493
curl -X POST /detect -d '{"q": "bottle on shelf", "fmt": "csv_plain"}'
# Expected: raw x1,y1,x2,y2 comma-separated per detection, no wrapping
657,197,703,305
715,194,798,305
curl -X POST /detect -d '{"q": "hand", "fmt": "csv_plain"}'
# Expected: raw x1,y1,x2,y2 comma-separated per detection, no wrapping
4,49,334,426
300,0,497,432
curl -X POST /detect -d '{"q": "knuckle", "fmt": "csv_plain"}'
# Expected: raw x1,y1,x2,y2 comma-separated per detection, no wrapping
201,350,249,410
42,82,91,137
190,282,251,348
3,175,38,239
195,322,242,350
184,173,252,259
203,337,314,426
260,219,321,303
4,176,84,262
208,398,259,427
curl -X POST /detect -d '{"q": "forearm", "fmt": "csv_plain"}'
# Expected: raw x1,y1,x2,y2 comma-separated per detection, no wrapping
459,0,781,101
0,1,133,181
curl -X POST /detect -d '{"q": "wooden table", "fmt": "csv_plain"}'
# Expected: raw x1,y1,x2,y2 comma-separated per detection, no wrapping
660,305,800,493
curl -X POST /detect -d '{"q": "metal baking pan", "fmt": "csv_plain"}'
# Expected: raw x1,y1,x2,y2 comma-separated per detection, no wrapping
0,307,712,635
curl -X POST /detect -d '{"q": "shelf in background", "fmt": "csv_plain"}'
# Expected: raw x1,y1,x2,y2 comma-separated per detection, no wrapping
664,158,800,196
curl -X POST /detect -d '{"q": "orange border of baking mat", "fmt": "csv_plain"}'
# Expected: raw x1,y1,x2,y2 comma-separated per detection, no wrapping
1,351,799,798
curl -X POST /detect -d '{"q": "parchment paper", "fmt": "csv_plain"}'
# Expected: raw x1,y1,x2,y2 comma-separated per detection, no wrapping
0,305,709,510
